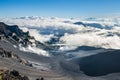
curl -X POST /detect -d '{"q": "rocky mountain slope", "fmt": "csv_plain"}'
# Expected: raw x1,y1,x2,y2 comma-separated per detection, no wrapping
0,22,52,56
0,22,72,80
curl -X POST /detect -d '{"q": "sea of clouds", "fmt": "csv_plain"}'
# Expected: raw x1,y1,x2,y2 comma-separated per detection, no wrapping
1,16,120,56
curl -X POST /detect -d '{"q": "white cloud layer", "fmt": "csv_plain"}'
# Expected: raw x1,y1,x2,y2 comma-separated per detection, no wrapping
1,16,120,51
19,45,50,57
60,33,120,49
20,27,54,42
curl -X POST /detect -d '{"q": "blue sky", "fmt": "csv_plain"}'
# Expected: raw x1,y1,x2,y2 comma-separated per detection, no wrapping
0,0,120,18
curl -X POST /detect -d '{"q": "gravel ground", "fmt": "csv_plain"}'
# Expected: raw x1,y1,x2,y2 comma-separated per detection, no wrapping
0,40,73,80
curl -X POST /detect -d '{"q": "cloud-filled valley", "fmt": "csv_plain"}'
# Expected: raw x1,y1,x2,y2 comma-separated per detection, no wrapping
1,16,120,51
1,16,120,79
1,16,120,58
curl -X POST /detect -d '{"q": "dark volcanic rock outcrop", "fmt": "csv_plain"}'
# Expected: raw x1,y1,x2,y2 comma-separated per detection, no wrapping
0,22,23,36
0,22,32,45
0,69,29,80
79,50,120,76
0,22,50,50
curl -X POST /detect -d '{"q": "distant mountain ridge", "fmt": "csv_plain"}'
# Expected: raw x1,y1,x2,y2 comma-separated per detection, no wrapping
0,22,27,36
0,22,34,46
0,22,51,56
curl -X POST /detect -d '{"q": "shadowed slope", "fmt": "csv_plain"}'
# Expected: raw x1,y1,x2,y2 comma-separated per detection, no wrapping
79,50,120,76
